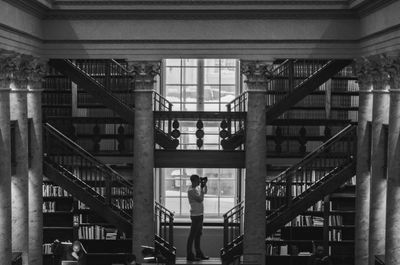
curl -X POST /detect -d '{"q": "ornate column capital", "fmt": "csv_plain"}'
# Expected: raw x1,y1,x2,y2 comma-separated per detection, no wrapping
0,51,23,88
354,57,373,91
23,55,47,91
240,60,273,92
369,54,391,91
384,55,400,89
128,61,161,92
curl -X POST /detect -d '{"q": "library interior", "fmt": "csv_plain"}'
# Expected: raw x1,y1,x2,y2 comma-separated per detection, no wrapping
0,0,400,265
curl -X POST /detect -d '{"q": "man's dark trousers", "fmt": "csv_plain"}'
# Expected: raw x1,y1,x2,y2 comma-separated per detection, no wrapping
187,215,204,257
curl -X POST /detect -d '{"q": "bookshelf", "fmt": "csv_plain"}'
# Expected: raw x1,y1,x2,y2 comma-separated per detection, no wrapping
265,177,355,265
42,181,132,265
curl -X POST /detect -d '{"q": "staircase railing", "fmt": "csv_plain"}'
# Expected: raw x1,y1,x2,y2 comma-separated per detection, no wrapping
74,59,134,108
153,91,174,138
155,201,175,254
223,201,244,249
266,124,356,211
43,123,132,220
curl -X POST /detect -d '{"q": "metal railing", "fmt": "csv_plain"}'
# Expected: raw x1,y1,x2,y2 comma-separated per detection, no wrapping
43,123,133,219
223,201,244,249
266,124,357,210
153,92,173,137
155,201,175,253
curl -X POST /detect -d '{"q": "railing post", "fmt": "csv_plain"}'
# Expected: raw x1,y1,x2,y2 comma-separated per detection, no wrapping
223,214,229,248
168,215,174,252
105,172,112,206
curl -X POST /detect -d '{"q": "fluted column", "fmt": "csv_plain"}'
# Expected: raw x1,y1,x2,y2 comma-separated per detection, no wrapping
27,57,46,265
10,54,30,265
0,52,13,265
130,61,159,262
385,56,400,265
354,59,373,265
241,61,269,265
368,57,390,265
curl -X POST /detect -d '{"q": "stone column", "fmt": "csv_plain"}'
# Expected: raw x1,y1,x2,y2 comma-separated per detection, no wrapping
241,61,269,265
368,57,390,265
354,59,373,265
27,57,46,265
0,52,13,265
385,56,400,265
130,61,159,262
9,54,30,265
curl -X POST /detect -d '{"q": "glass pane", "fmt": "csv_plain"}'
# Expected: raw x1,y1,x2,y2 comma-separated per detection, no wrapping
165,59,182,67
204,134,219,145
182,59,198,67
221,86,236,103
166,85,180,102
203,103,220,111
165,197,180,214
220,179,235,196
204,86,220,102
221,67,236,84
203,196,219,214
165,67,181,84
204,59,220,67
204,67,220,84
183,86,197,103
220,168,236,178
220,59,236,68
183,103,197,111
181,198,190,215
220,197,235,213
182,68,197,85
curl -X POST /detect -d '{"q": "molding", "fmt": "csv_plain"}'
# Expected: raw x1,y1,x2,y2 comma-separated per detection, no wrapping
0,23,43,44
53,0,349,6
2,0,51,18
353,0,399,17
359,24,400,43
44,8,357,20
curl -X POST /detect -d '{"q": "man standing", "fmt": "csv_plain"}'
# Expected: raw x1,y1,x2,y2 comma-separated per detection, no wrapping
186,174,210,261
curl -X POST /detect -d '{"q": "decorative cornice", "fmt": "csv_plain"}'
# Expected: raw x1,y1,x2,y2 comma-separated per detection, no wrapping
44,9,356,20
352,0,399,17
3,0,51,19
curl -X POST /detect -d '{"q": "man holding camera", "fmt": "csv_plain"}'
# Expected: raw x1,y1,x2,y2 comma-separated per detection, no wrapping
186,174,210,261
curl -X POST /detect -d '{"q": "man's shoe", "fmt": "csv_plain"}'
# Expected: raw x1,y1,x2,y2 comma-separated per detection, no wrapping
196,254,210,260
187,256,201,262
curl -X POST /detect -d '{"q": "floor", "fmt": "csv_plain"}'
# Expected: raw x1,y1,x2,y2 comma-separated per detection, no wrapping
176,257,222,265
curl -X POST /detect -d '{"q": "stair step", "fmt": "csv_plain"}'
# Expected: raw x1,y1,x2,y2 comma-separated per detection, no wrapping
176,257,222,265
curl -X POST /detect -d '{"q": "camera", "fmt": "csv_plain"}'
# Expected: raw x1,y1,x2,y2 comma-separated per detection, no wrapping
200,177,208,187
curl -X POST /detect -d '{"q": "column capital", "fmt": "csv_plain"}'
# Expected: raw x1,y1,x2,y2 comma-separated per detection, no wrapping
240,60,273,91
128,61,161,92
0,51,22,88
24,55,47,90
369,54,392,90
354,57,373,91
384,55,400,89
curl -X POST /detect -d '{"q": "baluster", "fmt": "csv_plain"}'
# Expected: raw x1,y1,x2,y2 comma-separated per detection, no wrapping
169,214,174,252
93,124,101,153
223,214,228,248
117,124,125,153
196,120,204,150
298,127,307,154
274,126,283,154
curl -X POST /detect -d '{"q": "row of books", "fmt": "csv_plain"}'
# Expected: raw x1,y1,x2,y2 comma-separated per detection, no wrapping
43,201,56,213
329,229,342,241
112,198,133,210
286,216,324,227
42,243,53,254
329,215,343,226
77,225,120,240
43,77,71,90
43,184,71,197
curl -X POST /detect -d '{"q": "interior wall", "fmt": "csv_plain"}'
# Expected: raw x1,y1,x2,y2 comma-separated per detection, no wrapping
41,18,360,59
0,1,43,55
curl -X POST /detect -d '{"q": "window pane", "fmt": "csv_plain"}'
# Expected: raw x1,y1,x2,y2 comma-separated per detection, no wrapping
165,67,181,84
165,197,180,214
166,85,180,102
165,59,182,67
183,86,197,102
182,59,198,67
204,59,220,67
204,85,220,102
220,197,235,213
203,196,219,215
182,68,197,85
220,179,235,196
203,104,220,111
204,67,219,84
221,86,236,103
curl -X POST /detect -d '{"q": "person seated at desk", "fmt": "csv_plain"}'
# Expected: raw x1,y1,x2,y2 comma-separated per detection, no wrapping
66,241,87,265
307,245,332,265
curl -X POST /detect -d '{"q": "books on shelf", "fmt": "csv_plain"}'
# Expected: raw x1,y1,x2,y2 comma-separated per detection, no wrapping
43,201,56,213
43,184,71,197
329,215,343,226
42,243,53,254
329,229,342,241
285,215,323,227
78,225,106,240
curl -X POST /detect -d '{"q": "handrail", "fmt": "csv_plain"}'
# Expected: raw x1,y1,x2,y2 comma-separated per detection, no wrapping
110,59,132,75
155,201,175,217
43,123,131,188
268,124,355,184
223,201,244,219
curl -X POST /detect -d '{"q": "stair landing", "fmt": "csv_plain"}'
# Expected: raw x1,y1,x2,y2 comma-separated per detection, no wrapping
176,257,222,265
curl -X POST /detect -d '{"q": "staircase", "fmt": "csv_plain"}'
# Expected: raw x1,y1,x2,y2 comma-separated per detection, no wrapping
221,124,357,264
222,59,352,150
43,123,176,264
48,59,179,150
